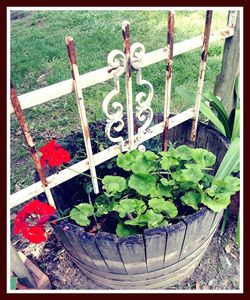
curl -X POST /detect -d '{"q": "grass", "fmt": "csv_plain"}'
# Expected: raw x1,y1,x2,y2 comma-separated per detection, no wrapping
10,9,228,193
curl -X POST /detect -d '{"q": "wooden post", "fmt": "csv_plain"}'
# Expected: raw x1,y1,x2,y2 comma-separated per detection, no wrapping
10,82,56,208
163,10,175,152
65,37,99,194
122,21,135,150
190,10,213,142
214,10,240,114
10,244,36,288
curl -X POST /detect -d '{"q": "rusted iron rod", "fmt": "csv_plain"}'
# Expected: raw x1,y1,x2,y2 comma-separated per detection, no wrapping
65,36,99,194
163,10,175,152
122,21,135,150
10,81,56,208
190,10,213,142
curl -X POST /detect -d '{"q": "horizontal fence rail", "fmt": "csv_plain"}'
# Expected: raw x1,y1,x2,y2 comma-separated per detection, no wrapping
10,13,237,208
10,108,194,208
10,27,234,114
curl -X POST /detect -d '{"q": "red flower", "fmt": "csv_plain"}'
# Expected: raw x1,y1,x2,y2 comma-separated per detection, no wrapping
14,200,56,244
39,140,71,168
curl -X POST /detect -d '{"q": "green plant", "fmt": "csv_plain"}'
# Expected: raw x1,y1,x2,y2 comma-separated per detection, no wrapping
10,276,18,290
69,145,240,237
175,77,240,243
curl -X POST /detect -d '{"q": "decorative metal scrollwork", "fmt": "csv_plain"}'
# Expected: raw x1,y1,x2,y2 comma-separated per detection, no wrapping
103,50,125,144
131,43,154,143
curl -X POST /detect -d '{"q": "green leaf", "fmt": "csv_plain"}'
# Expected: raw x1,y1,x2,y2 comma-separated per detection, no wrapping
157,183,172,197
191,148,216,168
131,156,155,174
149,198,178,218
181,191,201,210
128,173,157,196
175,86,226,136
144,150,159,161
201,173,214,188
160,178,175,186
94,195,112,217
116,222,138,237
70,203,94,226
211,176,240,197
117,150,157,174
117,150,143,171
175,145,193,160
215,137,240,180
202,92,231,138
163,201,178,218
203,92,229,121
112,199,146,218
10,277,18,290
173,165,204,183
148,197,166,213
231,107,240,141
200,102,227,136
102,175,127,196
160,156,179,170
125,209,167,229
201,194,230,212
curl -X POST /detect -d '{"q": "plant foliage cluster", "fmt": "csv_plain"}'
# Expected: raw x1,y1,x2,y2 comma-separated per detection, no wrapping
70,145,240,237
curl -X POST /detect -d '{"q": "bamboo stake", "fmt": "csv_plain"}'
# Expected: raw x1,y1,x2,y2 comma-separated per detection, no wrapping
163,10,175,152
122,21,135,150
65,36,99,194
10,81,56,208
190,10,213,142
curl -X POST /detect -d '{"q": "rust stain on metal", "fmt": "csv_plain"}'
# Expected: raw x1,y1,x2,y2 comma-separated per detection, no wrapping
83,124,90,143
163,11,175,152
66,36,77,80
201,11,212,63
122,21,132,78
162,122,169,152
66,36,77,65
190,10,213,143
10,82,48,187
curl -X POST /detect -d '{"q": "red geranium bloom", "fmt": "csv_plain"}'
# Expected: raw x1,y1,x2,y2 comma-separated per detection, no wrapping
14,199,56,244
39,140,71,168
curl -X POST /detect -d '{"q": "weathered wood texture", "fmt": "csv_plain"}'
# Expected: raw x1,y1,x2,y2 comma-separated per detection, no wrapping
62,218,218,289
10,243,36,288
52,121,229,289
214,11,240,114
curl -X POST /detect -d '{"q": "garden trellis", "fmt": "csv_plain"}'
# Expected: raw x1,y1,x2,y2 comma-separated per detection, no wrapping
10,10,237,210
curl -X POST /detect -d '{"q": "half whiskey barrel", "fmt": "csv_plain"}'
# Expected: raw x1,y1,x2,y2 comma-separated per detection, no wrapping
51,116,230,289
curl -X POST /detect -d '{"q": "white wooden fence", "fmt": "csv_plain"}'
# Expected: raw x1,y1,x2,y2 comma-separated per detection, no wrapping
10,10,237,210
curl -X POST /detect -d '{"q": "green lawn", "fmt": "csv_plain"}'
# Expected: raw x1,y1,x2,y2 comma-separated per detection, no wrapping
10,9,228,193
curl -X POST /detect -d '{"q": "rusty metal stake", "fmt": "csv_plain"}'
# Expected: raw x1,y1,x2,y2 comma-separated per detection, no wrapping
190,10,213,143
65,36,99,194
10,81,56,208
163,10,175,152
122,21,135,150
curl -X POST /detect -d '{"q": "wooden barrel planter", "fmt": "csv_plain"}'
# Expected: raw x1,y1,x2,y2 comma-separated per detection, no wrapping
49,115,230,289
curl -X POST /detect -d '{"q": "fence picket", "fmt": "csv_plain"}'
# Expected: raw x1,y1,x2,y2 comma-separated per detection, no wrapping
163,10,175,152
190,10,213,142
10,82,56,208
65,36,99,194
122,21,135,150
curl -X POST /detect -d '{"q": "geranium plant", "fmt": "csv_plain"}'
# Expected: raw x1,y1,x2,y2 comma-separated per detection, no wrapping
13,139,240,242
